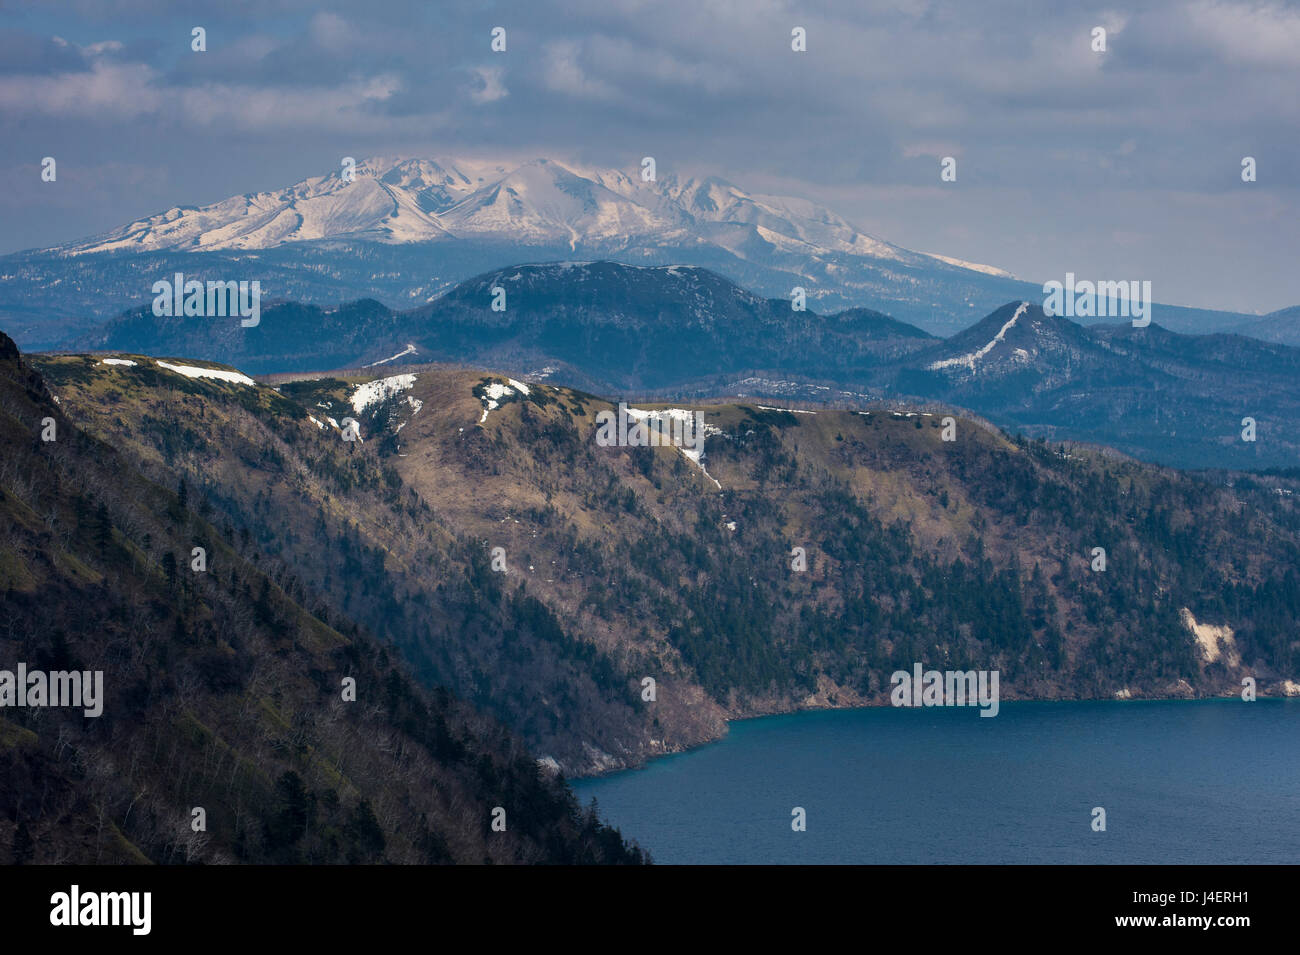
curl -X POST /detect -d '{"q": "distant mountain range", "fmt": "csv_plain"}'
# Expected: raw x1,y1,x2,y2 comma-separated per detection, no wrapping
75,260,935,390
1228,305,1300,347
1,156,1279,347
73,261,1300,470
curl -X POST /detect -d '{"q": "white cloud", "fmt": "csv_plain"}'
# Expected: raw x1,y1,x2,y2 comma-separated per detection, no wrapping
176,74,403,131
469,66,508,103
1186,0,1300,67
0,54,404,132
0,61,160,118
83,40,125,56
542,40,616,99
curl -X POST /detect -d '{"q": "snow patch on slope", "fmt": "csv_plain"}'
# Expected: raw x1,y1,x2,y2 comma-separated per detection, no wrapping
351,374,416,413
624,407,725,489
477,378,530,423
155,360,254,386
394,395,423,433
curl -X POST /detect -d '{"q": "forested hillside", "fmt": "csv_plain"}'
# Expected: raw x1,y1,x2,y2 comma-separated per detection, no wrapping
0,334,646,864
30,352,1300,778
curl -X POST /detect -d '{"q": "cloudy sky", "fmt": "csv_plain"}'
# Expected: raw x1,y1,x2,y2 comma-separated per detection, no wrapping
2,0,1297,313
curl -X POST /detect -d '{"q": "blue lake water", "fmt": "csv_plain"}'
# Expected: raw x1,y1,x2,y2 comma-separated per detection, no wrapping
572,699,1300,864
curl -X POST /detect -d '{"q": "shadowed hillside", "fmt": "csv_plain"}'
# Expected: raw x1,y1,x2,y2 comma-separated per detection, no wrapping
0,334,646,864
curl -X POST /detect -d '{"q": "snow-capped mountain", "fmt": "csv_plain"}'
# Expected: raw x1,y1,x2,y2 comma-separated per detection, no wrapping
4,156,1262,349
54,155,1009,276
58,158,477,253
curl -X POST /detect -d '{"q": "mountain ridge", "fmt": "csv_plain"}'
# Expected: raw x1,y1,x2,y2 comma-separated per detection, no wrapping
67,261,1300,471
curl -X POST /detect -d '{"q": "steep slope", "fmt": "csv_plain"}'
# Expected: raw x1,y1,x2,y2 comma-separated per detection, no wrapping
0,334,646,863
31,352,704,774
33,352,1300,779
382,375,1300,710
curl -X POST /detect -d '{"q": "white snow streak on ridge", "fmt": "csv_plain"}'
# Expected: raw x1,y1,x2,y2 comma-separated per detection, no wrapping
925,253,1015,279
927,302,1029,372
100,358,138,367
365,344,418,367
351,374,416,413
624,407,724,490
155,360,254,386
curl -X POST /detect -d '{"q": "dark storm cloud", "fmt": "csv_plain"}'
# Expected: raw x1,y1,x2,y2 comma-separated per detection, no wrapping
0,0,1296,312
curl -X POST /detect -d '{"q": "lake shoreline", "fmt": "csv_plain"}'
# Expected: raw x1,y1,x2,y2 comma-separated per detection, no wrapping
569,689,1292,780
572,697,1300,864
